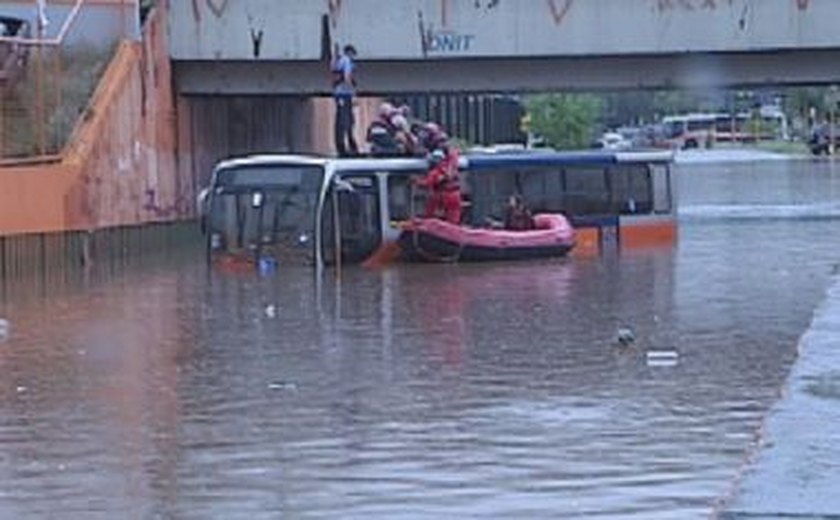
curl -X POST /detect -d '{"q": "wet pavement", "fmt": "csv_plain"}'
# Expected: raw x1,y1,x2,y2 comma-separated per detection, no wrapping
720,278,840,519
2,156,840,518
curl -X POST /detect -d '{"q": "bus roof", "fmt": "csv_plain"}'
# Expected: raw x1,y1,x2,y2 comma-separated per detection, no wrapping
214,154,330,171
465,150,674,170
214,149,674,174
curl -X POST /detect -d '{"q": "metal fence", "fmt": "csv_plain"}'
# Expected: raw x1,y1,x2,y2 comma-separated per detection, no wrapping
0,0,139,161
390,94,527,147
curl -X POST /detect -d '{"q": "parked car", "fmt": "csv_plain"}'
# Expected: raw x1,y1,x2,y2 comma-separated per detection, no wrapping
594,131,632,150
807,124,840,155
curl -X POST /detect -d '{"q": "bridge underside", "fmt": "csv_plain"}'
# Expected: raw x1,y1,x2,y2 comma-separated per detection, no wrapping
175,49,840,96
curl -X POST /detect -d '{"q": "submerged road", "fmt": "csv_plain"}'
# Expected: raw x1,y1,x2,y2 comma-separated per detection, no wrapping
720,277,840,519
1,155,840,518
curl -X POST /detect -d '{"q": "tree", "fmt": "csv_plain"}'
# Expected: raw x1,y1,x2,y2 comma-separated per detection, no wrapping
523,94,602,150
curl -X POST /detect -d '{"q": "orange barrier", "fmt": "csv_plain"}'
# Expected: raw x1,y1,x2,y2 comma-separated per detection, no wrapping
620,220,677,248
0,5,185,238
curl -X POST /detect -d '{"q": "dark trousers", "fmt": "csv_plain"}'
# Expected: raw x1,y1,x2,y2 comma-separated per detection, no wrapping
334,96,359,157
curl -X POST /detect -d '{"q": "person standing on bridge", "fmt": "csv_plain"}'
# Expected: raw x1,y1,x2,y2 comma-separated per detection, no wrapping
332,44,359,157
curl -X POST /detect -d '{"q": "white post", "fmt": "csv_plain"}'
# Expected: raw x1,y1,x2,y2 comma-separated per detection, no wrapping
36,0,50,30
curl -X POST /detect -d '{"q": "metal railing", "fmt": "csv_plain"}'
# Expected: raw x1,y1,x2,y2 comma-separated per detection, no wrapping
0,0,138,160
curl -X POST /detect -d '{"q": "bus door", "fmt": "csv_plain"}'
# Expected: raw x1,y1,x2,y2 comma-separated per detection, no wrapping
323,174,382,264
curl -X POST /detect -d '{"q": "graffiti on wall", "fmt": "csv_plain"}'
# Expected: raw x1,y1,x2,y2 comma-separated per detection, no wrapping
191,0,229,21
419,17,477,55
205,0,228,17
331,0,813,58
656,0,810,12
439,0,576,28
438,0,503,27
656,0,719,10
547,0,574,25
328,0,343,27
421,0,578,55
247,14,264,59
424,28,477,53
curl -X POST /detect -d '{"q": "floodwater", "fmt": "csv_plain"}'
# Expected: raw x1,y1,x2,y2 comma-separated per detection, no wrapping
2,157,840,519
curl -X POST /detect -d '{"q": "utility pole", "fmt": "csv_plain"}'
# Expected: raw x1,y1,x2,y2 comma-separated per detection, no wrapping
829,86,838,157
35,0,49,156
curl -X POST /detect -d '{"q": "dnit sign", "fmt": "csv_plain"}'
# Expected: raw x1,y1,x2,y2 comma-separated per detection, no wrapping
425,29,476,54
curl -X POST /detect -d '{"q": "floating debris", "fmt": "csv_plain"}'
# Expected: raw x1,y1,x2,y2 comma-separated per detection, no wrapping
615,327,635,346
268,381,298,392
265,305,277,318
0,318,9,342
258,257,278,276
646,350,679,367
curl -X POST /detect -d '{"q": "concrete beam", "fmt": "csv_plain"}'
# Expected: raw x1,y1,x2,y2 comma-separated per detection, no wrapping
174,49,840,95
170,0,840,61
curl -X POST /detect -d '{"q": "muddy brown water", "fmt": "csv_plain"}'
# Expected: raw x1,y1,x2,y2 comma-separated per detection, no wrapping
2,157,840,519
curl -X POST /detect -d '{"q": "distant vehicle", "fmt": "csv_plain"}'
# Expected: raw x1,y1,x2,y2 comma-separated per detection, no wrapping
0,15,31,88
661,110,789,150
661,114,716,149
594,131,632,150
808,124,840,156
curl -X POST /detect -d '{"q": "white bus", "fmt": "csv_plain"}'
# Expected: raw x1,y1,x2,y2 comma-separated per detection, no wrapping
201,150,676,269
662,110,788,149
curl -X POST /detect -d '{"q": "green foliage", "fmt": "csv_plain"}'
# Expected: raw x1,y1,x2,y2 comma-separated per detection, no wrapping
448,136,474,151
523,94,602,150
784,87,839,120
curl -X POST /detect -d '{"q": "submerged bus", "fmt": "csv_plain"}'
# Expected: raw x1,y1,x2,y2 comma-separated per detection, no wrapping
200,150,676,269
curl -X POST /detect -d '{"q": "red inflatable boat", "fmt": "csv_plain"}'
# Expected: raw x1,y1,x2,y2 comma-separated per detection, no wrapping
398,213,576,262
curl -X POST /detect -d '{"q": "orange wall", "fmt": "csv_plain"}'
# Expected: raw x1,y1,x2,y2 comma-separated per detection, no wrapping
0,0,384,239
0,162,77,234
0,5,182,237
308,96,383,156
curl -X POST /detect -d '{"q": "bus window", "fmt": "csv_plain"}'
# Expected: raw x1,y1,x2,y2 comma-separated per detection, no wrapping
468,168,517,224
687,119,714,132
651,164,672,213
206,164,324,263
564,166,609,215
663,120,684,139
519,167,562,213
208,188,319,260
609,164,652,214
387,172,426,221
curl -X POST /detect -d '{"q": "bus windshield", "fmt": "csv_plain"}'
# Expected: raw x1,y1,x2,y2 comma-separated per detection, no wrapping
206,164,325,264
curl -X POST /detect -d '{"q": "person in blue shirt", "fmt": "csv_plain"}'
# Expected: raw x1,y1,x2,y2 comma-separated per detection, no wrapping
332,44,359,157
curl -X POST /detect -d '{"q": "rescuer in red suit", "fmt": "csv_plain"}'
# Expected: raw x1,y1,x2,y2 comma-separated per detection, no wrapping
414,125,462,224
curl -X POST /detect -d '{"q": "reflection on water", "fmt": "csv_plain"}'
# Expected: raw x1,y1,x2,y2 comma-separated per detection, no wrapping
2,159,840,518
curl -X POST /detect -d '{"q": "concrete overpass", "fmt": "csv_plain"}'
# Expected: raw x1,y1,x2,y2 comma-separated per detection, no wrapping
170,0,840,94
